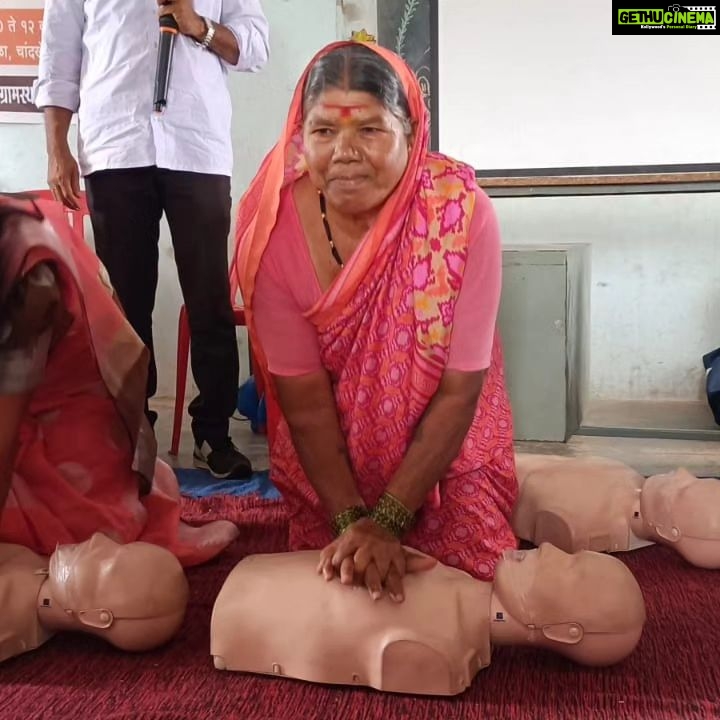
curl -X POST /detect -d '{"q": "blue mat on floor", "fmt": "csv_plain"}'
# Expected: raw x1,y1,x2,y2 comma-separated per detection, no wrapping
175,468,281,500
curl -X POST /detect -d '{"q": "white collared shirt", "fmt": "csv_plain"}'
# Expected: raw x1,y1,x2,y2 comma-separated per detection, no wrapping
34,0,269,177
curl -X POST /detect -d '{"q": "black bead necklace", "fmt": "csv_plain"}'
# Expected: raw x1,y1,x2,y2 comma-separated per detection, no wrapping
318,191,344,268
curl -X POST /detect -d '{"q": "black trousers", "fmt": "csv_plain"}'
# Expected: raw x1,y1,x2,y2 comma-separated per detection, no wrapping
85,166,239,447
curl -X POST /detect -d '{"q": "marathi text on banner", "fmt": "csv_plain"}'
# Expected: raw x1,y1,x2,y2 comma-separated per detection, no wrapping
0,75,38,113
0,9,43,67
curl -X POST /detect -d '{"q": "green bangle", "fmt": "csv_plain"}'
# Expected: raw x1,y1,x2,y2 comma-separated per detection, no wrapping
331,505,368,536
371,492,414,538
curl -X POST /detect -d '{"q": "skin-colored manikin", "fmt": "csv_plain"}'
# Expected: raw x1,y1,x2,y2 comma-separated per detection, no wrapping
0,533,189,664
0,543,52,662
210,543,646,696
513,454,720,569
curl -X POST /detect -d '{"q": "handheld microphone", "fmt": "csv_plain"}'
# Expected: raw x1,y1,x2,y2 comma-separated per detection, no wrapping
153,14,179,113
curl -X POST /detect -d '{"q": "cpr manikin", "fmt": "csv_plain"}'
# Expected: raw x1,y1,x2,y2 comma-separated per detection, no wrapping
0,532,189,664
210,543,646,696
512,454,720,569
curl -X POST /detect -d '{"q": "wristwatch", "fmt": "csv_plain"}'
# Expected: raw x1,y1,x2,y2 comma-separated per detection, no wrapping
195,17,216,49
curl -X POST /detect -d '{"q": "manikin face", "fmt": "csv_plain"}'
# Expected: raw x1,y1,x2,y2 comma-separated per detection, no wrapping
50,532,119,590
642,469,720,541
494,543,645,639
302,88,412,217
493,544,585,628
47,533,189,649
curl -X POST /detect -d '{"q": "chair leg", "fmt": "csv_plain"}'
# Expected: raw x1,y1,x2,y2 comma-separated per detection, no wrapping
170,305,190,456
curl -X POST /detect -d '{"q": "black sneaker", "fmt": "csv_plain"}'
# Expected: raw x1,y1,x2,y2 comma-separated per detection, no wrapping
193,439,253,480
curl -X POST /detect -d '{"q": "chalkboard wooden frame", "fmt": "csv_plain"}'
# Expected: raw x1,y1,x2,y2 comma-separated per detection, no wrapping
476,163,720,197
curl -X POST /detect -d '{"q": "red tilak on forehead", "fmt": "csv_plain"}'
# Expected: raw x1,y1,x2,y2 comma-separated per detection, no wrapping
321,103,367,118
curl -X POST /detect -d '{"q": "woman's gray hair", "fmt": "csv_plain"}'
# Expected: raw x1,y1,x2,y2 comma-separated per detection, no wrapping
303,44,412,134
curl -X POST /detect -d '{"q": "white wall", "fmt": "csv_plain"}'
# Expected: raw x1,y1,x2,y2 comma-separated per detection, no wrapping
438,0,720,169
494,193,720,402
435,0,720,403
0,0,341,397
338,0,377,37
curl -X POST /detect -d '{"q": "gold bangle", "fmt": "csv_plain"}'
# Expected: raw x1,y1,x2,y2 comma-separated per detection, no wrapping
331,505,368,537
371,492,414,538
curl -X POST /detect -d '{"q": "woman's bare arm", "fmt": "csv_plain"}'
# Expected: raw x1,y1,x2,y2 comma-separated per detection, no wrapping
385,368,486,511
274,370,365,518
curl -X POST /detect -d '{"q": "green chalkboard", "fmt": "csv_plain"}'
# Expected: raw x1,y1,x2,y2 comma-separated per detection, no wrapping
377,0,438,150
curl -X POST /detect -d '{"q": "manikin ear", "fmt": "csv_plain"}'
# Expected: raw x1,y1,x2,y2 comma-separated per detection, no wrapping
541,622,584,645
653,525,681,543
77,609,114,629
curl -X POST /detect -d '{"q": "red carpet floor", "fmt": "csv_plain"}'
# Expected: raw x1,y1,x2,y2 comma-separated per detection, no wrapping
2,495,719,720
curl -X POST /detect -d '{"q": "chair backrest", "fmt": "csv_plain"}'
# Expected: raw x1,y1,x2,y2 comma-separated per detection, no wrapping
29,190,89,241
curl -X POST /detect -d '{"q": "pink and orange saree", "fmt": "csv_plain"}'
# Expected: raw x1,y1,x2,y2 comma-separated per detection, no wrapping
0,196,237,566
234,42,518,580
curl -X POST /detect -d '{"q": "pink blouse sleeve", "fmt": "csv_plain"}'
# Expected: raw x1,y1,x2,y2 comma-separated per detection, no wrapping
252,248,324,378
446,188,502,372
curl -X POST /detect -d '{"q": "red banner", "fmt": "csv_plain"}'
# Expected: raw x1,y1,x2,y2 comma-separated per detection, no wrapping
0,9,43,66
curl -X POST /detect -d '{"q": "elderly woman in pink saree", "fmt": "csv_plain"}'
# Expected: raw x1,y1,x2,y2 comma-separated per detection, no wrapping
234,42,518,600
0,195,238,566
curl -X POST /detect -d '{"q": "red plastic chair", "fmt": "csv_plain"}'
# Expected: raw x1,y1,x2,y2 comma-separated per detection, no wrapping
170,303,252,456
169,297,283,456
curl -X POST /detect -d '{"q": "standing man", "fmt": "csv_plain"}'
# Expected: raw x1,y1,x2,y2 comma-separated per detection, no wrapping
34,0,270,479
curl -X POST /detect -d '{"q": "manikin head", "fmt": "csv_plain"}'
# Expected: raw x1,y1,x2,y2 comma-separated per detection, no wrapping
42,533,189,651
493,543,646,666
637,468,720,569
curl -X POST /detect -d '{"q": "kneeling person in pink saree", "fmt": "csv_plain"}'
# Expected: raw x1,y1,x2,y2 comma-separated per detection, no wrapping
234,41,518,597
0,196,237,566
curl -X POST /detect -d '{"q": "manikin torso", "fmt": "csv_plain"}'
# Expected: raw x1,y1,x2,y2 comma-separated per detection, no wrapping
211,544,646,696
513,454,720,568
512,454,647,554
0,544,52,663
212,551,492,696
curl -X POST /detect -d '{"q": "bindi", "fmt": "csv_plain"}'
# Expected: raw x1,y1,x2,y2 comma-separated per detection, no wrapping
321,103,367,119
